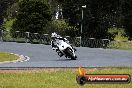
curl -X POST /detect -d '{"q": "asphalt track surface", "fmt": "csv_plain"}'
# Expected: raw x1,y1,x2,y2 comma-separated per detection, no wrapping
0,42,132,68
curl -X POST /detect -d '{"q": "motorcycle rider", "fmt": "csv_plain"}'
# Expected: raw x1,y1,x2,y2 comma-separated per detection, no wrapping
51,32,69,57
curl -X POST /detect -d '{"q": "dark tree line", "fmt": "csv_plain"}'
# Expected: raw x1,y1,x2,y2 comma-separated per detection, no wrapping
55,0,132,39
0,0,15,26
123,0,132,38
1,0,132,39
12,0,52,34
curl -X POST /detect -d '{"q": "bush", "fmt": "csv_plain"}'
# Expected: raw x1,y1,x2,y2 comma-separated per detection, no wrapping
46,19,79,37
108,41,132,50
107,27,132,49
108,27,128,41
2,19,15,31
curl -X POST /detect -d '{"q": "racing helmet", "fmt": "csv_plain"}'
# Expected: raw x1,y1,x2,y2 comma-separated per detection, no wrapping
51,32,58,39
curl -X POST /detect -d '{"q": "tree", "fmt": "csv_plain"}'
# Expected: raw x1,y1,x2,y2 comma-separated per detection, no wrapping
61,0,81,26
12,0,52,34
0,0,14,26
57,0,128,39
5,2,19,19
83,0,121,38
123,0,132,39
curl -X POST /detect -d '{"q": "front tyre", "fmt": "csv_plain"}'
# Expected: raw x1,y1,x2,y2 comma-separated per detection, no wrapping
65,48,77,60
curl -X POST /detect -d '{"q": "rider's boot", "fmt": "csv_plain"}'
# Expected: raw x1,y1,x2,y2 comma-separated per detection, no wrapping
74,48,77,51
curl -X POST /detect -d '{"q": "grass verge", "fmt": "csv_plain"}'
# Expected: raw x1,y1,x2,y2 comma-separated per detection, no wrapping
0,68,131,88
0,52,19,62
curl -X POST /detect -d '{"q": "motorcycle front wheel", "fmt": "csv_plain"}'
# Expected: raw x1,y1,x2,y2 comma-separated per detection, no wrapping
65,48,77,60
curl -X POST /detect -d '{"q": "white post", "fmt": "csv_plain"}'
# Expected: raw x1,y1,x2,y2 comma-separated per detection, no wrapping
80,9,83,47
80,5,86,47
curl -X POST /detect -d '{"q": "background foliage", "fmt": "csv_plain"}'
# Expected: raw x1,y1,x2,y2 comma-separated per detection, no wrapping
12,0,52,34
0,0,132,39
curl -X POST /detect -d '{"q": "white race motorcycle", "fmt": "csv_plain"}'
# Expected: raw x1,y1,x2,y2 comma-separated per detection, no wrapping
55,39,77,60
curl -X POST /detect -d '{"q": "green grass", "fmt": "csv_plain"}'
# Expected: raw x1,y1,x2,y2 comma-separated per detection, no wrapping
0,52,19,62
108,41,132,50
0,68,132,88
